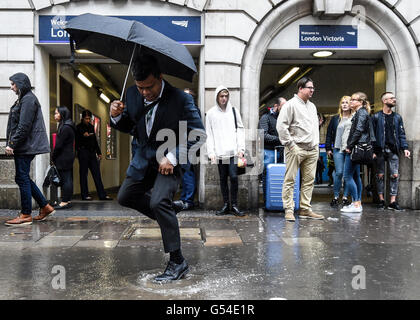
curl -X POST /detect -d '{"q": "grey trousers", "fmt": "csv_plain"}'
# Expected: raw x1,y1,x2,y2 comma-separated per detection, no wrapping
375,148,399,196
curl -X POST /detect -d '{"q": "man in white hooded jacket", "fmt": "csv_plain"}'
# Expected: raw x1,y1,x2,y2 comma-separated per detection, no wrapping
206,86,245,216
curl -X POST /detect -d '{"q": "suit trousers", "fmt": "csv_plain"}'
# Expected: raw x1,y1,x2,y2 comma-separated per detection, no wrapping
117,168,181,253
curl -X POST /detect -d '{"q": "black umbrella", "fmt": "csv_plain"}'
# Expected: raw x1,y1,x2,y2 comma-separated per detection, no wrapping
64,13,197,96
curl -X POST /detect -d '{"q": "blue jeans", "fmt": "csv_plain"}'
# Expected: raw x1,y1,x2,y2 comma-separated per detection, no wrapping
343,153,362,202
14,155,48,214
262,149,282,202
333,149,349,198
180,165,196,205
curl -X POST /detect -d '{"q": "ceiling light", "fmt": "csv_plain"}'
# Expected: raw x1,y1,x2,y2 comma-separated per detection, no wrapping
312,50,334,58
77,72,92,88
278,67,300,84
76,49,93,54
100,92,110,104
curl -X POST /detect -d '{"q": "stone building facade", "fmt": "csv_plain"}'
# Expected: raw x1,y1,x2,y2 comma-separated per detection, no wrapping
1,0,420,209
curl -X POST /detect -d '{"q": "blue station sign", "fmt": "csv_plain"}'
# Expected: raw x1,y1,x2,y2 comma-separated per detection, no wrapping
299,25,357,48
38,15,201,44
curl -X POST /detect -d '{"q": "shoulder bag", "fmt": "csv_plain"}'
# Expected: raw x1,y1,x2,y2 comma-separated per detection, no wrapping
350,116,374,165
232,107,254,175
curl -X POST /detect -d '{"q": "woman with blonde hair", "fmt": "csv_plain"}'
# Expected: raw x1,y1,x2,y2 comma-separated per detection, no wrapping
341,92,374,213
325,95,354,207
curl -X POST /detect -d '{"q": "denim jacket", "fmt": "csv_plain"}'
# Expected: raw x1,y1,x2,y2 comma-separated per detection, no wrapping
371,111,408,153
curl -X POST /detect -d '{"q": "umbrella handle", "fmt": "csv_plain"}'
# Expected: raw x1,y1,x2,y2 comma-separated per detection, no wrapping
120,43,139,101
69,36,76,65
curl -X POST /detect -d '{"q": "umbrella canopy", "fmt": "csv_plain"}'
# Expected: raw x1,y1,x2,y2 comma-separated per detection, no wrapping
65,13,197,82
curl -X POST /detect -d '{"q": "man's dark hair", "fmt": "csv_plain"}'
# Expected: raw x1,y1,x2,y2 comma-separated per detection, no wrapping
380,91,394,101
296,77,313,91
81,110,92,119
131,54,161,81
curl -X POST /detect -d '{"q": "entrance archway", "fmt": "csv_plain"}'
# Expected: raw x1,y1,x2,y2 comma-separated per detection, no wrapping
241,0,420,208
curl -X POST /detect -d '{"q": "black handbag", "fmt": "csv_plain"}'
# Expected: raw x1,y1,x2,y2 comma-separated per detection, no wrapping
350,143,373,165
232,108,254,175
350,116,375,165
43,164,62,187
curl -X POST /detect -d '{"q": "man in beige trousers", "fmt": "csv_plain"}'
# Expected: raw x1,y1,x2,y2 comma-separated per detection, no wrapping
276,77,324,222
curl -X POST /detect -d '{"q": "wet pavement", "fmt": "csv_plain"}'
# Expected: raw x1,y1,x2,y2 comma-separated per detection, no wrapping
0,196,420,300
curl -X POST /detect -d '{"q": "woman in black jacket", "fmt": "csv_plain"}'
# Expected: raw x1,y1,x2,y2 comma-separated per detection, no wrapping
52,106,76,209
341,92,372,213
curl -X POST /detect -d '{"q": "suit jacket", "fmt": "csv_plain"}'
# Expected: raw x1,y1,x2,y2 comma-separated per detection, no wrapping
111,80,206,180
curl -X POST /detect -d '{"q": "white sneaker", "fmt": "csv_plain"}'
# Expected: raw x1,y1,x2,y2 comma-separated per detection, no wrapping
352,205,363,213
340,203,354,212
341,203,362,213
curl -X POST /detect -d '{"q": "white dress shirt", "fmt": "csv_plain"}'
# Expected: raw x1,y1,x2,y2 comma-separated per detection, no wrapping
111,81,177,166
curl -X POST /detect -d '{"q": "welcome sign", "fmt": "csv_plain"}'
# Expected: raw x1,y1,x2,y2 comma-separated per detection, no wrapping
299,25,358,48
38,15,201,44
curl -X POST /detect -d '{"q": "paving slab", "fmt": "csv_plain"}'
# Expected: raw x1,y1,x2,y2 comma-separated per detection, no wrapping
34,236,83,248
75,240,119,248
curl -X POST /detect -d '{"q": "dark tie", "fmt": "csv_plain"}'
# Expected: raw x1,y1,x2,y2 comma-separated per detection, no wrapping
144,99,161,125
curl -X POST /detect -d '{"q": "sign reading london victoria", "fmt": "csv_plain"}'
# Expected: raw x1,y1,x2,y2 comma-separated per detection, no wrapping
38,15,201,44
299,25,357,48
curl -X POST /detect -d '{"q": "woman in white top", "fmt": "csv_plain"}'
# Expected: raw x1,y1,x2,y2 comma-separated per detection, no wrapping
327,96,354,207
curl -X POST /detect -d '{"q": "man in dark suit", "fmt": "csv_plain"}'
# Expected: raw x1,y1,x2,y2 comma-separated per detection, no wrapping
110,55,206,282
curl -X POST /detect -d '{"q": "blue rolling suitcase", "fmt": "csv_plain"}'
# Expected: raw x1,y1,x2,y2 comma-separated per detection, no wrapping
265,146,300,211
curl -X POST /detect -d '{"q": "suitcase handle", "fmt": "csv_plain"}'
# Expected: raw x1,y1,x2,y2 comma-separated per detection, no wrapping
274,145,284,164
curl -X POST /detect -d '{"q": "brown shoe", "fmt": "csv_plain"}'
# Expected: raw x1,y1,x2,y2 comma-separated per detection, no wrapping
33,204,56,222
298,209,324,220
5,213,33,226
284,210,296,222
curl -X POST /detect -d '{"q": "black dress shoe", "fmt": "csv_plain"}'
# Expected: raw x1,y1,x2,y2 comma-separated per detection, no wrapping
82,196,92,201
54,203,72,210
100,196,113,200
154,260,189,282
216,203,230,216
172,200,185,214
231,205,245,217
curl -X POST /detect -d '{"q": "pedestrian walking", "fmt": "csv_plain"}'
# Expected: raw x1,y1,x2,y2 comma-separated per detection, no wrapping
258,97,286,206
341,92,375,213
52,106,76,210
325,96,353,207
276,77,325,222
173,88,200,211
110,54,206,282
75,110,112,201
206,85,246,217
5,72,55,226
372,92,410,210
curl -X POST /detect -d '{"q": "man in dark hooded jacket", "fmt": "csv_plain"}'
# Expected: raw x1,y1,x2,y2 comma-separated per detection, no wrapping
5,72,55,226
